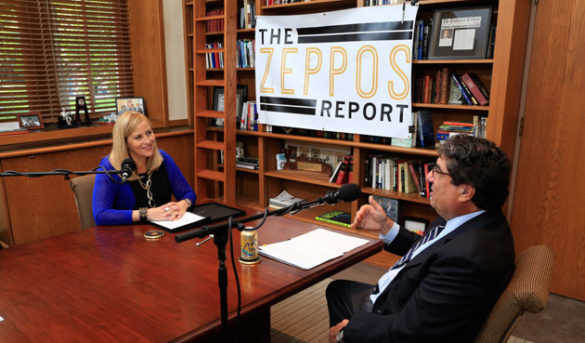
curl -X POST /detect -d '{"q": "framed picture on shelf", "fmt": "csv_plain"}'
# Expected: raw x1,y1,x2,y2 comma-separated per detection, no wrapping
18,112,44,130
115,97,146,116
403,216,430,236
428,6,492,60
212,85,248,127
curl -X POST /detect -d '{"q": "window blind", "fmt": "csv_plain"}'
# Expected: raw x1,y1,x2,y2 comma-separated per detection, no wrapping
0,0,133,123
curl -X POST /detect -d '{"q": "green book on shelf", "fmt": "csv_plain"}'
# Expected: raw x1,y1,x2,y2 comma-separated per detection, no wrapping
315,211,351,228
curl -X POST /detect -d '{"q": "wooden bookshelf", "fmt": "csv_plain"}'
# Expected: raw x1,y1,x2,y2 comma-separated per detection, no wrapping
183,0,531,244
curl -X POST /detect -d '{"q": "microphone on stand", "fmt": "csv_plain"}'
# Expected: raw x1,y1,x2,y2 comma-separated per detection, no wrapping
321,183,361,204
120,158,136,183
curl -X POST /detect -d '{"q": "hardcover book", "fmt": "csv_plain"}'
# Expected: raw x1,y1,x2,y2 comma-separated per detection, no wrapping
315,210,352,228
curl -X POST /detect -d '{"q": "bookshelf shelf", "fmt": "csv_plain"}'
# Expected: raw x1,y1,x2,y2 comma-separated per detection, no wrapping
413,59,494,65
264,170,340,188
412,103,490,111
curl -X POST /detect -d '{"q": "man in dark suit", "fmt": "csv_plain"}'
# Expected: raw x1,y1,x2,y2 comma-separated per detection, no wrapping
327,135,515,343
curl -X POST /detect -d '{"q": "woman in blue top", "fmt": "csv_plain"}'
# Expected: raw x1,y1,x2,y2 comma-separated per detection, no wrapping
93,111,196,225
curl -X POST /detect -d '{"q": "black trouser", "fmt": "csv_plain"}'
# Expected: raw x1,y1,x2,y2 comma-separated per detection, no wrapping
326,279,376,327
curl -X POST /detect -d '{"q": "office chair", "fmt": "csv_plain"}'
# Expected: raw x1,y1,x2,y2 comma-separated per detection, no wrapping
474,244,555,343
69,174,96,230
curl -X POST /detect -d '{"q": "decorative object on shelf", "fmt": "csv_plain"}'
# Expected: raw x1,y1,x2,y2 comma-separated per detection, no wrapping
75,96,91,125
236,141,245,159
18,112,44,130
275,152,286,170
213,85,248,127
402,216,429,235
58,108,75,128
372,195,399,223
115,97,146,116
0,115,27,135
428,6,493,60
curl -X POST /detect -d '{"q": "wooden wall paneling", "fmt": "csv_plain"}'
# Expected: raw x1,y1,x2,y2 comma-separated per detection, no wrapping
3,146,110,245
0,166,15,246
510,0,585,300
486,0,532,159
128,0,168,124
1,132,193,246
157,134,195,188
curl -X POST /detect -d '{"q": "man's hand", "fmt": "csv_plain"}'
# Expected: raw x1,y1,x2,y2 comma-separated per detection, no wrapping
351,196,394,235
329,319,349,343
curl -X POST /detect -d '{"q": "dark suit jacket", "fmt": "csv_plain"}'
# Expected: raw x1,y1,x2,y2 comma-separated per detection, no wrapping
344,210,515,343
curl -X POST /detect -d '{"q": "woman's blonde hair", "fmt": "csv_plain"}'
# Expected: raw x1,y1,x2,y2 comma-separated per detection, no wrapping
109,111,163,179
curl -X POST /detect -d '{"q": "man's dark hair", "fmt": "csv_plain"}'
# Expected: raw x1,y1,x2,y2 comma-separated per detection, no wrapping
438,135,511,210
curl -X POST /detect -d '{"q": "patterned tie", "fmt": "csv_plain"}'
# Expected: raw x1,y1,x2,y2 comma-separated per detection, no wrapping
391,225,445,270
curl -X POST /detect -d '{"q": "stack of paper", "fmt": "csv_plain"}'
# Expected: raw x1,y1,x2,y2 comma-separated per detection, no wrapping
269,190,305,209
259,228,368,270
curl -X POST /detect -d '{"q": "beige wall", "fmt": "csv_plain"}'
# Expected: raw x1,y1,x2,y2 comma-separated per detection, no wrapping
163,0,188,121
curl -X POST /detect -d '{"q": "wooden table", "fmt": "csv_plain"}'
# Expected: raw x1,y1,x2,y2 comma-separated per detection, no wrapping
0,212,382,342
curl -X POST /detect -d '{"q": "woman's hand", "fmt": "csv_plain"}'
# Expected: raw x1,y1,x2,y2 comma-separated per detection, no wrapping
147,201,187,221
351,195,394,235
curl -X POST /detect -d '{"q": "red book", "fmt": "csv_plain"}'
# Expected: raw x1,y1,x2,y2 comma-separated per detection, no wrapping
424,162,432,198
335,155,350,185
461,73,488,105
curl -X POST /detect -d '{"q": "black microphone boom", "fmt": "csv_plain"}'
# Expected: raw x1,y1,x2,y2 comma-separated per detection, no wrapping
120,158,136,183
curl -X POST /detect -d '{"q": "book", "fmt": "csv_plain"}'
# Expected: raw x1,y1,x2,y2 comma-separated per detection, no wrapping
416,110,434,148
372,195,399,223
335,155,351,185
461,73,489,105
315,210,352,228
450,74,473,105
329,160,344,183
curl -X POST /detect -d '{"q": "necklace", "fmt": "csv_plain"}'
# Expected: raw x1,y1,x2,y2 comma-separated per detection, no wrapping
138,173,155,208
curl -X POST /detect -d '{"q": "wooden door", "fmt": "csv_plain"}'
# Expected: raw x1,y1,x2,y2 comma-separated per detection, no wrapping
510,0,585,300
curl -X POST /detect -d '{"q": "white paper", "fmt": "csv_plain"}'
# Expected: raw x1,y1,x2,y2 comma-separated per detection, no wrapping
259,228,369,270
149,212,206,230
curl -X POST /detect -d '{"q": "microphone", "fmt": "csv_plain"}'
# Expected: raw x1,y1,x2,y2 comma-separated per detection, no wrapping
120,158,136,183
322,183,361,204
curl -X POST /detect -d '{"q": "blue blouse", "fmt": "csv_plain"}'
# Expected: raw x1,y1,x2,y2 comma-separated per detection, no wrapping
92,149,196,225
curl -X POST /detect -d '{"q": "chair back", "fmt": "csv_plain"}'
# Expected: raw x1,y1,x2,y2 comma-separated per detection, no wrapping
69,175,96,230
474,244,555,343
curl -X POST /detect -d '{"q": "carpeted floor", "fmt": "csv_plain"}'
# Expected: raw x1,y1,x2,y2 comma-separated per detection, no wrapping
270,261,585,343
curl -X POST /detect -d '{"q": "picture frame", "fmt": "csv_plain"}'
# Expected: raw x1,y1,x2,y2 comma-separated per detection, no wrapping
115,97,146,116
428,6,492,60
212,85,248,127
18,112,44,130
402,216,430,235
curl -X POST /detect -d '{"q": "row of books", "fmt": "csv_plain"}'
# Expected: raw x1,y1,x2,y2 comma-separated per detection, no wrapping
364,157,430,197
435,117,487,144
414,70,490,106
452,73,490,106
238,1,256,29
265,0,312,5
206,9,224,33
237,39,255,68
413,68,450,104
205,43,223,69
238,101,259,131
329,154,353,185
413,18,433,61
363,0,401,6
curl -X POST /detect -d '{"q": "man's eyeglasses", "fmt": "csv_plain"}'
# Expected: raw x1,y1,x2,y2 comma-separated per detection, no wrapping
429,162,450,177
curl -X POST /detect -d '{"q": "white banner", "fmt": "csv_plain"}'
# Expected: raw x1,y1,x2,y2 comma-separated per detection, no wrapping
255,5,418,138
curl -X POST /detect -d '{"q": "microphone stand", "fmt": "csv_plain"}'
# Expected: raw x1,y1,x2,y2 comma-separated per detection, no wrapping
175,193,341,343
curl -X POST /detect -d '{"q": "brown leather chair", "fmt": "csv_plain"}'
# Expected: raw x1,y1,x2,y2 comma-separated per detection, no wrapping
474,245,555,343
69,175,96,230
